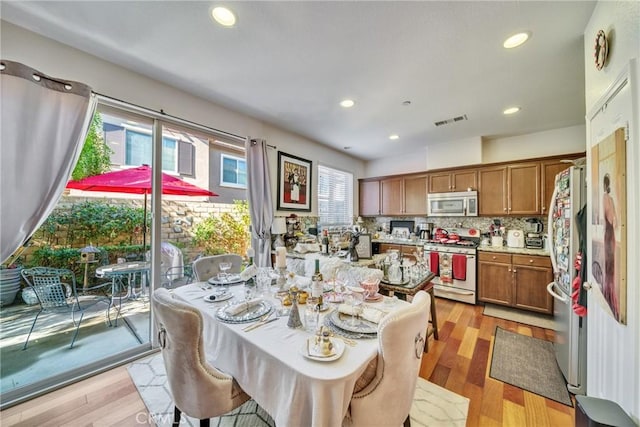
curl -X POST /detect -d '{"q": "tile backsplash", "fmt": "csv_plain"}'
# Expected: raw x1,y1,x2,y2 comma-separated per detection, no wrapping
361,215,548,236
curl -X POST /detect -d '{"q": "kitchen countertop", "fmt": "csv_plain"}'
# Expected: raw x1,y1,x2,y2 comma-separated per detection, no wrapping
373,238,426,246
477,245,549,256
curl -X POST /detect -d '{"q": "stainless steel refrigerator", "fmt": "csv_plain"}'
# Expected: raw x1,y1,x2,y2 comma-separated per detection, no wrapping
546,165,587,395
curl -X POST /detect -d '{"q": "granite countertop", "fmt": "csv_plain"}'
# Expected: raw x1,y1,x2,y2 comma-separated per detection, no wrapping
372,238,426,246
281,250,385,267
477,245,549,256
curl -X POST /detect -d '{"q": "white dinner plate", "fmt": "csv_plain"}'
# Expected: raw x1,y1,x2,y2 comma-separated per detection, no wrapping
300,337,345,362
208,274,243,285
203,292,233,303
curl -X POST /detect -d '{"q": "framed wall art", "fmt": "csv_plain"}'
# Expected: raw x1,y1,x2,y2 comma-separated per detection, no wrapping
277,151,312,212
355,233,372,259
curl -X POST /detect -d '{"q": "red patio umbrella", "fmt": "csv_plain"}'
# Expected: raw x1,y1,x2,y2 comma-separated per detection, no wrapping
66,164,217,247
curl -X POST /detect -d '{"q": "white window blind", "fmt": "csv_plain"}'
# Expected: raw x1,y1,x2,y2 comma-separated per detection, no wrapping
318,165,353,227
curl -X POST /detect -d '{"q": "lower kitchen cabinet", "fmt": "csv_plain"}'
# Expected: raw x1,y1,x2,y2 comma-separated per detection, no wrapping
379,243,420,261
478,252,553,314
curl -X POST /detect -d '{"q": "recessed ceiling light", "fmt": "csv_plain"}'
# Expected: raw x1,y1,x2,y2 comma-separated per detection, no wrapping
503,32,530,49
503,107,521,115
402,101,411,106
211,6,236,27
389,134,400,140
343,146,351,150
340,99,355,108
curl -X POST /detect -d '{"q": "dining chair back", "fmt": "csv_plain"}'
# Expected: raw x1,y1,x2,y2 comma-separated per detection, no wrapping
21,267,108,349
152,288,250,426
346,290,431,427
192,254,243,282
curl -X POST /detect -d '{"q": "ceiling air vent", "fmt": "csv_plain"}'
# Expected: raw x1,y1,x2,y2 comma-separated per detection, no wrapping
434,114,468,127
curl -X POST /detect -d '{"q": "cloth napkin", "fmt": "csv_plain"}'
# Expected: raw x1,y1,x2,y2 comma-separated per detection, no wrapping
338,304,386,324
292,274,312,288
239,265,257,281
226,298,263,315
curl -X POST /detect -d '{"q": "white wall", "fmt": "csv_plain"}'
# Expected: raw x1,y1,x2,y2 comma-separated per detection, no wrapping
483,125,586,163
363,126,585,178
0,21,365,217
583,1,640,422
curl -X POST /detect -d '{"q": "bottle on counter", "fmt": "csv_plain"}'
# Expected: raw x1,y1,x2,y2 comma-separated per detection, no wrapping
311,259,324,308
321,230,329,255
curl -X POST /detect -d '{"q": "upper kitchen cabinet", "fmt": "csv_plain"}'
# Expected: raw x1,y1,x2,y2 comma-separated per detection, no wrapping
541,159,570,215
478,162,540,215
402,174,428,215
359,179,381,216
428,169,477,193
359,174,427,216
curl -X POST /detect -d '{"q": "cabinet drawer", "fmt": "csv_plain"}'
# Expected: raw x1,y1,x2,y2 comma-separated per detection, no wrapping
512,254,551,268
478,252,511,263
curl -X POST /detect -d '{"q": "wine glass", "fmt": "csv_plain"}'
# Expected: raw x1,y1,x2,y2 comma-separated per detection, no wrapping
218,261,232,282
345,287,364,326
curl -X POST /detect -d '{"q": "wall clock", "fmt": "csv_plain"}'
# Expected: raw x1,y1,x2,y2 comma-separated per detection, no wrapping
594,29,608,71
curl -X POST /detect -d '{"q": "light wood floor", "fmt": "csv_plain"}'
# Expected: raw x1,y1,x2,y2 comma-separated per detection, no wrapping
1,298,574,426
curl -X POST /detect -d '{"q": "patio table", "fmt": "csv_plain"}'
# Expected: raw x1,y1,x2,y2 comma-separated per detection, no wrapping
96,261,150,343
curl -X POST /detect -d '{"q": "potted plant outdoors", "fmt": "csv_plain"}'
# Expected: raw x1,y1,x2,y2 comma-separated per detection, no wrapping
0,262,23,307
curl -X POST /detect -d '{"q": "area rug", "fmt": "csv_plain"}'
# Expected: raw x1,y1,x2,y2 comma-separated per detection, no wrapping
129,354,470,426
483,303,555,330
127,354,275,427
490,327,572,406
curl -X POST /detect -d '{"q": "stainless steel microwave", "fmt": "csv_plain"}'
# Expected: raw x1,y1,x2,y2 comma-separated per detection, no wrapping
427,190,478,217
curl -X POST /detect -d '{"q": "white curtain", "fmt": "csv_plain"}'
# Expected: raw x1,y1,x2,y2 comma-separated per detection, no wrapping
0,60,96,264
246,138,274,267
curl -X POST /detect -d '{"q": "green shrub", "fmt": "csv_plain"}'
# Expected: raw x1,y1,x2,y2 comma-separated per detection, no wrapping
192,200,250,256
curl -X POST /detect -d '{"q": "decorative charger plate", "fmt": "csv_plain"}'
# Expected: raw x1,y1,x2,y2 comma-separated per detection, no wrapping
329,310,378,334
216,300,273,323
208,274,243,285
203,291,233,303
300,337,345,362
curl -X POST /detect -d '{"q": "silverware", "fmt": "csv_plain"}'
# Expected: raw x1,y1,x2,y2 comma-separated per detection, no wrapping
243,317,278,332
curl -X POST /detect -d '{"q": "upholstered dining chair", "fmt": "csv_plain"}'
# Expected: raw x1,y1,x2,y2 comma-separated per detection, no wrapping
344,290,431,427
151,288,250,426
192,254,243,282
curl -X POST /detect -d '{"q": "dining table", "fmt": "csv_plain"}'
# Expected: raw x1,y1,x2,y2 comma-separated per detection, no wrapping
172,281,404,427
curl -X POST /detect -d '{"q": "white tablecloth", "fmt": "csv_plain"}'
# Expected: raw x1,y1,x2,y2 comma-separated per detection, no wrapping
173,283,383,427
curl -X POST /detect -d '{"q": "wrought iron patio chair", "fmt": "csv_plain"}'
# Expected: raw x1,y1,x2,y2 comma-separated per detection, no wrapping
21,267,110,349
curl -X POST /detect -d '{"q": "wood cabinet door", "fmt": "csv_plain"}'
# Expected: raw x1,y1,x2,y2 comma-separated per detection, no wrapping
428,173,452,193
381,178,403,215
403,175,427,215
541,160,569,215
478,259,513,306
379,243,402,254
478,166,507,215
452,170,478,192
513,263,553,314
359,180,381,216
508,163,541,215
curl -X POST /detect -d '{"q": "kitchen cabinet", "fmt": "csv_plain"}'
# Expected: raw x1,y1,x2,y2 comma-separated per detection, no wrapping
359,179,381,216
428,170,477,193
379,243,420,261
478,162,540,215
478,252,553,314
541,160,570,215
359,174,427,216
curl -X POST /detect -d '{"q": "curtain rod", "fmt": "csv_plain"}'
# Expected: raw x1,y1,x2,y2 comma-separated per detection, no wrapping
94,92,248,144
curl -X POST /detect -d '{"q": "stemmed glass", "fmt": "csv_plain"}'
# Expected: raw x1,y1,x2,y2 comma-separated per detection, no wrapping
218,261,232,282
344,287,364,326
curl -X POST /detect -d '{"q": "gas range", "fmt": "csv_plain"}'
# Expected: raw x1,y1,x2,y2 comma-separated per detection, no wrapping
423,227,479,305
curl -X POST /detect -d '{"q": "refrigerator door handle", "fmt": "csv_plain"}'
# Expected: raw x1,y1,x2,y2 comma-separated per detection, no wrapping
547,184,559,273
547,282,569,303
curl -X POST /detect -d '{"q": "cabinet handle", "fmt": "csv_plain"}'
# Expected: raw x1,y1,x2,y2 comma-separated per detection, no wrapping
492,256,497,260
513,268,517,274
529,259,534,263
508,268,511,272
503,208,507,211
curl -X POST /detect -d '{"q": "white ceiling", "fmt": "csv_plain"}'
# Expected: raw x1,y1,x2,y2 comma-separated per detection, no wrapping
1,1,596,161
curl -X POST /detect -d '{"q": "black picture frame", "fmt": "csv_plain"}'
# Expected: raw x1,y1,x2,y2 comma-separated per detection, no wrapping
277,151,312,212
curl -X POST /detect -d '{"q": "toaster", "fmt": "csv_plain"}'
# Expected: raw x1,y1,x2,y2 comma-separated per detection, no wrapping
506,230,525,248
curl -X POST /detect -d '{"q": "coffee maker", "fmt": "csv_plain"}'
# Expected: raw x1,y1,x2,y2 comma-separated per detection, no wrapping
417,223,434,240
524,218,544,249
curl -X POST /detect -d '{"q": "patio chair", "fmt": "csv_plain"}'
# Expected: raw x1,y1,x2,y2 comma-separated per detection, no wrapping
192,254,243,282
21,267,110,350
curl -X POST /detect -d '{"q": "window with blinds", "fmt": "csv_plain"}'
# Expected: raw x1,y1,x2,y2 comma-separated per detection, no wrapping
318,165,353,227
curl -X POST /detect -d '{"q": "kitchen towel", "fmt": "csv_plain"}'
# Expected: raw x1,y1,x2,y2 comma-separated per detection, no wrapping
452,254,467,281
429,252,439,275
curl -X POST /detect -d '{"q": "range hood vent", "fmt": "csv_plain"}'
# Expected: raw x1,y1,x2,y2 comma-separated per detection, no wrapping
434,114,468,127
